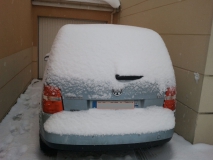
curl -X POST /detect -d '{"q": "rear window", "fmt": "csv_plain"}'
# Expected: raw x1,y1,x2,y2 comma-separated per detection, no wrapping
45,24,175,93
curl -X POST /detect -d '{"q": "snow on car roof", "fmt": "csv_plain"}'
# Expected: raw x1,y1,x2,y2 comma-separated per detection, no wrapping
46,24,175,92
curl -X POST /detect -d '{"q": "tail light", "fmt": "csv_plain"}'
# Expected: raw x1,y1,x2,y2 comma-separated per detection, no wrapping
42,85,63,114
163,87,176,111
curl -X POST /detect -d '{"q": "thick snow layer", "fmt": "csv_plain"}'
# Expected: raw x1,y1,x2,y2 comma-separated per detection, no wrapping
67,0,120,8
44,107,175,136
0,80,213,160
46,24,175,93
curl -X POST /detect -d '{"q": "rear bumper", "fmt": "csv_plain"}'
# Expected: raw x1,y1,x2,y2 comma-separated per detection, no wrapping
39,111,174,151
40,133,172,151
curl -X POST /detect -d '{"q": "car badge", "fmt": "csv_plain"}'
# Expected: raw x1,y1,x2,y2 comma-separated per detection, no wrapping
112,89,122,96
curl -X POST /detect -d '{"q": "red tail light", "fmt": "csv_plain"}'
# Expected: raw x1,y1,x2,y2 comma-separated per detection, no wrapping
43,85,63,114
163,87,176,111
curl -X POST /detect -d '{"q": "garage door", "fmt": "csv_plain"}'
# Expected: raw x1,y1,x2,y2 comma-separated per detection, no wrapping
39,17,106,78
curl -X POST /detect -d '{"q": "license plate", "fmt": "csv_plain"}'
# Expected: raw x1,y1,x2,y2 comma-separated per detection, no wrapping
97,101,134,109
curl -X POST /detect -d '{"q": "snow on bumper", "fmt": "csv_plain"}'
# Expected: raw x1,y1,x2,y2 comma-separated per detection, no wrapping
44,106,175,136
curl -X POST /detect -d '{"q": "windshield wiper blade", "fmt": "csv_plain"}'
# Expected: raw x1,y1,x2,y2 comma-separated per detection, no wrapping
115,74,143,80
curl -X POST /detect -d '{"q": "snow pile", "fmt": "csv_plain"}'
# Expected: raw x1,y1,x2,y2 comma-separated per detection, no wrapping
46,24,175,93
44,106,175,136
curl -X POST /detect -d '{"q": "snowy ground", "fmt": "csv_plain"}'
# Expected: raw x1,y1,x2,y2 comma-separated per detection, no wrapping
0,79,213,160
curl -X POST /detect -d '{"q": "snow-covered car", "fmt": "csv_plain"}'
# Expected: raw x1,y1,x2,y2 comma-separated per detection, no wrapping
39,24,176,153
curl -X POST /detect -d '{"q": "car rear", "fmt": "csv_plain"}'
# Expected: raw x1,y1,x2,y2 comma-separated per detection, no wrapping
39,24,176,151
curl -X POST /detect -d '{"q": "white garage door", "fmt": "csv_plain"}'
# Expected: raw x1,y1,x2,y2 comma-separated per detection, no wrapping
39,17,106,78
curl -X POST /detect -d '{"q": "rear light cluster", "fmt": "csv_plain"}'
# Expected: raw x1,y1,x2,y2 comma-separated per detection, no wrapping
163,87,176,111
43,85,63,114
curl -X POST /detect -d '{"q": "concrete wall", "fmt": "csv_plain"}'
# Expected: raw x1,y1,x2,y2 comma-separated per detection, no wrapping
0,0,33,121
119,0,213,144
32,5,113,78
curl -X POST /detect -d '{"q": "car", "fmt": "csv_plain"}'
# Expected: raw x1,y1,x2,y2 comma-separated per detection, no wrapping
39,24,176,153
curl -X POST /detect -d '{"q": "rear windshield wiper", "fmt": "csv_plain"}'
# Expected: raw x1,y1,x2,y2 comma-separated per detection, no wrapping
115,74,143,81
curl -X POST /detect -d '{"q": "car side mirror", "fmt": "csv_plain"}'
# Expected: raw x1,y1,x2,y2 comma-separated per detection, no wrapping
44,53,50,61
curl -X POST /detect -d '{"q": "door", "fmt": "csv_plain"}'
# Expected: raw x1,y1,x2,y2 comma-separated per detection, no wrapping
39,17,106,78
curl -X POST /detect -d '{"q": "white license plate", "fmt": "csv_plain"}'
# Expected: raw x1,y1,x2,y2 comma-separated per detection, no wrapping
97,101,134,109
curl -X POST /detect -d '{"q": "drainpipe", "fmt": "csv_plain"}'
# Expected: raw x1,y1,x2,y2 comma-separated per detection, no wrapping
111,9,117,24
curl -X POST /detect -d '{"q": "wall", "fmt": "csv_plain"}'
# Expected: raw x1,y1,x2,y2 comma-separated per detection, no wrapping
32,5,113,78
0,0,116,121
119,0,213,144
0,0,33,121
